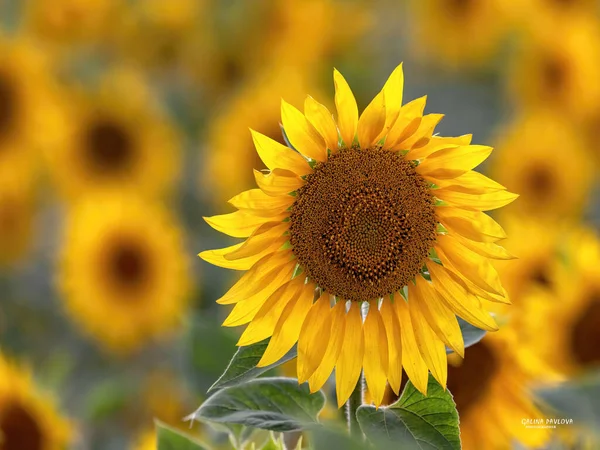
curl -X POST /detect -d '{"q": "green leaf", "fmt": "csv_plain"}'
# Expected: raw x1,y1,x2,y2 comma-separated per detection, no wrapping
536,371,600,435
208,339,297,392
156,420,208,450
356,375,461,450
446,318,486,354
191,377,325,432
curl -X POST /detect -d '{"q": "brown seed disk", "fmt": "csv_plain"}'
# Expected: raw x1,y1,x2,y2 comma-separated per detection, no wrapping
289,146,437,301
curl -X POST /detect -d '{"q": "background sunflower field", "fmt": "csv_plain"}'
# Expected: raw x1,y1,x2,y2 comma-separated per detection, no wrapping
0,1,599,449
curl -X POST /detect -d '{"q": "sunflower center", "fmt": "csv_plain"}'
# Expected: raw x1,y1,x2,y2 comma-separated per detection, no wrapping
0,72,17,140
0,402,43,450
446,341,498,416
526,165,555,201
530,262,553,288
541,56,567,92
289,147,437,301
106,240,149,291
445,0,473,14
570,294,600,367
84,119,134,174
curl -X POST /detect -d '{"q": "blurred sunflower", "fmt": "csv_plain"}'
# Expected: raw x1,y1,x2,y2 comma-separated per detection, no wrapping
59,192,191,354
0,353,71,450
200,64,516,407
508,15,600,122
408,0,511,70
446,331,549,450
133,430,155,450
203,66,325,204
491,112,593,220
524,230,600,376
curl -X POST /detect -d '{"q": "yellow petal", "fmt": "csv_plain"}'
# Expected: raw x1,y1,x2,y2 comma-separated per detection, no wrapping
334,69,358,148
229,189,295,217
453,235,515,260
250,129,312,176
297,292,333,383
217,252,294,305
199,243,252,270
384,96,427,150
436,206,507,243
434,189,519,211
281,99,327,161
416,145,493,179
362,301,389,407
236,277,304,346
379,298,403,395
258,282,316,367
221,262,296,327
401,113,444,150
204,210,289,238
427,262,498,331
225,222,289,260
253,168,304,197
308,300,347,393
407,133,474,161
304,96,339,152
411,276,464,357
435,234,504,295
394,294,429,395
357,91,386,149
380,63,404,133
432,171,505,194
335,302,365,407
407,290,447,388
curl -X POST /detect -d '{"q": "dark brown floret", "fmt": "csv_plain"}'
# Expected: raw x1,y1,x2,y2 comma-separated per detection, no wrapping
0,402,43,450
84,119,135,175
289,147,437,301
570,294,600,367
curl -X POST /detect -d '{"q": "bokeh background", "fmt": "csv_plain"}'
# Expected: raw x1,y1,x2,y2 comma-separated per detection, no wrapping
0,0,599,449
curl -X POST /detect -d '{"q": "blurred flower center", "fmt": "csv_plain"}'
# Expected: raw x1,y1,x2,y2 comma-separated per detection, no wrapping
0,197,20,234
289,147,436,301
0,402,43,450
529,262,553,288
0,72,17,140
106,239,149,292
541,56,567,92
525,165,555,201
569,294,600,367
446,341,498,415
445,0,473,15
84,119,134,175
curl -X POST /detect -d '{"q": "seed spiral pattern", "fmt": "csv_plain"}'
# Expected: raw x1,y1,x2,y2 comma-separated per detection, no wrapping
289,147,437,301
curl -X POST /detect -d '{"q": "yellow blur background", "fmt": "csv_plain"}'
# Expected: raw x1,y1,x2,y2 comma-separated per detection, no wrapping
0,0,599,449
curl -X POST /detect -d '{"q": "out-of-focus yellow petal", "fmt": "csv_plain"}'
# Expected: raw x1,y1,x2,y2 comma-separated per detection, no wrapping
362,300,389,407
229,189,295,217
432,171,505,194
236,277,305,346
384,96,427,150
407,289,448,388
436,206,507,243
258,282,316,367
225,222,289,260
416,145,493,179
253,168,304,197
308,300,347,393
412,276,464,357
427,262,498,331
281,100,327,162
379,298,403,395
335,302,365,407
334,69,358,148
357,91,386,149
222,263,296,326
434,188,519,211
250,129,312,176
204,210,289,238
304,96,339,152
217,252,294,305
394,294,429,395
297,292,332,383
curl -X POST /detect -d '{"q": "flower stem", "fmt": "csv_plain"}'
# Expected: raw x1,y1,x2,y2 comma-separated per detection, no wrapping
346,371,364,438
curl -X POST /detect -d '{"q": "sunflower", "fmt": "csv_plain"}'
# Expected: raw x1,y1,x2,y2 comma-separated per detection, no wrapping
200,64,516,407
407,0,512,70
508,15,600,122
0,353,71,450
45,69,181,201
490,111,593,221
132,430,155,450
445,331,549,450
59,192,191,354
523,229,600,377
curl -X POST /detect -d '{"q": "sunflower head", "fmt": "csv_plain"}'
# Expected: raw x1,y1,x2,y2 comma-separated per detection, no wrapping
201,63,516,407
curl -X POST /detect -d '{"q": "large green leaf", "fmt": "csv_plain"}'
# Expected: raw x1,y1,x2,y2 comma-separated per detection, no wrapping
192,377,325,432
208,339,297,392
446,318,486,354
156,420,208,450
356,375,461,450
309,426,370,450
